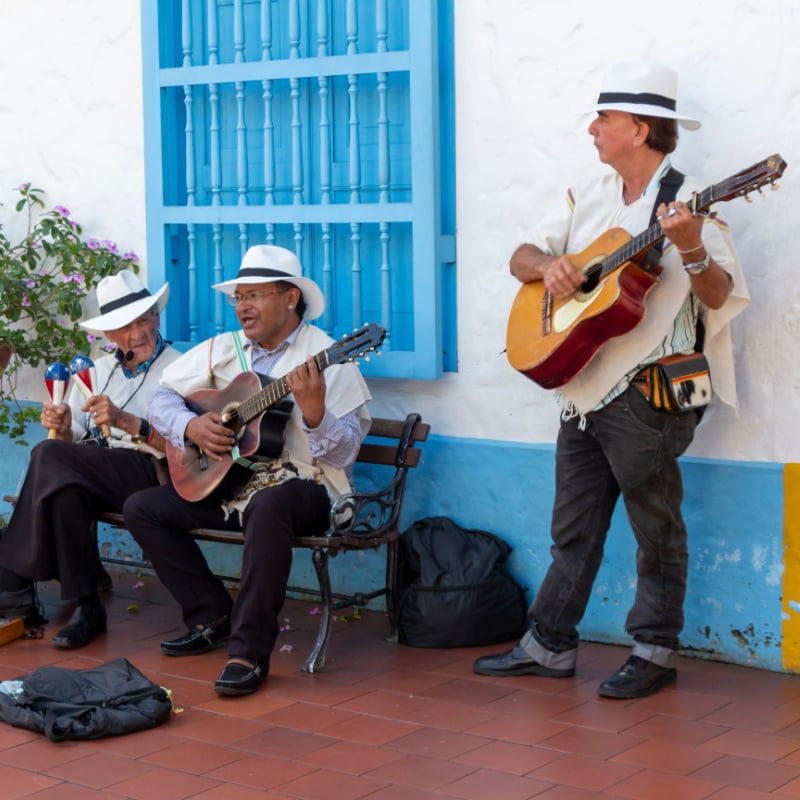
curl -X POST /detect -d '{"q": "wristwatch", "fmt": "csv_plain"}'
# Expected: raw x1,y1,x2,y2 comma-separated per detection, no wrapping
683,252,711,276
132,417,151,444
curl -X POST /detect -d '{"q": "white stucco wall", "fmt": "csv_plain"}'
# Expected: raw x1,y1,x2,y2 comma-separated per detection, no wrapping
1,0,798,462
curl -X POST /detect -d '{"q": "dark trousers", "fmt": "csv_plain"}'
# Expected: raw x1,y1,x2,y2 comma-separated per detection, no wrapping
530,385,697,653
0,439,160,599
123,478,331,668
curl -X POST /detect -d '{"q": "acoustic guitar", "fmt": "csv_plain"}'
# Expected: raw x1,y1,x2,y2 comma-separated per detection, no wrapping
506,153,787,389
167,322,386,502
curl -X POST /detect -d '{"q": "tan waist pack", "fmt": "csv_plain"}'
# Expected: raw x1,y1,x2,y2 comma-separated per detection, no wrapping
632,353,712,413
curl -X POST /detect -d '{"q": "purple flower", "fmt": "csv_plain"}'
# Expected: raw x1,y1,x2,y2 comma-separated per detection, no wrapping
18,182,30,191
101,240,119,254
87,334,98,343
122,251,139,262
23,278,35,288
86,239,100,250
53,205,70,217
21,294,31,307
62,274,84,285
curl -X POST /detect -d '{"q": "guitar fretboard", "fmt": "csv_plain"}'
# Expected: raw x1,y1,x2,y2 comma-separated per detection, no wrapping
232,351,331,425
598,186,718,280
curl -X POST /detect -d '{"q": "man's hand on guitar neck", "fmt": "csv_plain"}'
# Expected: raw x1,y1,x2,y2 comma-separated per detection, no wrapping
185,414,236,462
510,243,586,299
285,356,326,429
657,199,732,310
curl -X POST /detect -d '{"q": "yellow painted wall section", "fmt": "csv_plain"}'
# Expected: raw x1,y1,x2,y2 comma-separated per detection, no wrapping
783,464,800,671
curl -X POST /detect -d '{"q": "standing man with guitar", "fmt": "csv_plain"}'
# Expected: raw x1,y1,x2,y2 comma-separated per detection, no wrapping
473,60,750,698
123,245,372,696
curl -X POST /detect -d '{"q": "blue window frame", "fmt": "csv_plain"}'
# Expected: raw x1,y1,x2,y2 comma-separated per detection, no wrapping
140,0,456,376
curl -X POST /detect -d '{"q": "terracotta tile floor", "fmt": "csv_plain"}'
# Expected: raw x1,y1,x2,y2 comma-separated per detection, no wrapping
1,570,799,799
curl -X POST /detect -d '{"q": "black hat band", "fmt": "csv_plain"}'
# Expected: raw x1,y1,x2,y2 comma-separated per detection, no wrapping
236,267,294,280
99,288,152,314
597,91,676,112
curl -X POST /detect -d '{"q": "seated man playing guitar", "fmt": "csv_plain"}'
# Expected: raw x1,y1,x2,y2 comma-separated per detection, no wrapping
473,60,751,698
123,245,372,696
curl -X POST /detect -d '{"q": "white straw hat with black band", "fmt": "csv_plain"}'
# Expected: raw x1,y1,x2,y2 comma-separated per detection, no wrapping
80,270,170,332
212,245,325,321
582,60,701,130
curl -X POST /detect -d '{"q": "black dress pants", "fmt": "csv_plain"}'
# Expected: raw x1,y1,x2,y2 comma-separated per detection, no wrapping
123,478,330,669
0,439,160,599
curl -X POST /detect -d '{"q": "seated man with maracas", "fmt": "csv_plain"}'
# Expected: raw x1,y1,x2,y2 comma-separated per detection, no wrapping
0,271,180,648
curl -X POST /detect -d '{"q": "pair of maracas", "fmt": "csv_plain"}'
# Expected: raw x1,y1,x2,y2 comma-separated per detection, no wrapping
44,356,109,439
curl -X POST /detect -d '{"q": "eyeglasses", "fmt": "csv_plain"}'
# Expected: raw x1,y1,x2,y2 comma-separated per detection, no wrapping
228,288,284,306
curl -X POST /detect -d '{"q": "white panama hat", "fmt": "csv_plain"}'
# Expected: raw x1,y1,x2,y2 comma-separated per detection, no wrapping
80,270,170,332
213,245,325,321
582,60,701,130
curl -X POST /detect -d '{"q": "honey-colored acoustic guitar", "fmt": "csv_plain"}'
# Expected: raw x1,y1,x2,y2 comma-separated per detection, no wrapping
506,153,787,389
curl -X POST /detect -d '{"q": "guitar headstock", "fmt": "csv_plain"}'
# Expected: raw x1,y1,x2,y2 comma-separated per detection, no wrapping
711,153,787,204
328,322,387,366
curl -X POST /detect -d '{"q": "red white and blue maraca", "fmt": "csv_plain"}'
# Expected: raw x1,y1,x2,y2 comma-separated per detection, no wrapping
70,354,110,437
44,362,70,439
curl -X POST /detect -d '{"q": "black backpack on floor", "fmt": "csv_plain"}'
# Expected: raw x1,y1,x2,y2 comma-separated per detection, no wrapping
395,516,528,648
0,658,173,742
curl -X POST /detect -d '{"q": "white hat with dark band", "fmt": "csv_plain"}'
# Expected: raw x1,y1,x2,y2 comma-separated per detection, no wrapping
583,60,701,130
213,245,325,321
80,270,170,332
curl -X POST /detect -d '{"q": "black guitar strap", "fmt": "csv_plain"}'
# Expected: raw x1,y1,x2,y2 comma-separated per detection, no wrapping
645,166,685,269
646,166,706,352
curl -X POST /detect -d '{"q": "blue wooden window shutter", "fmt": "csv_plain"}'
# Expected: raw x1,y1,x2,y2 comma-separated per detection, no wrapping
139,0,456,376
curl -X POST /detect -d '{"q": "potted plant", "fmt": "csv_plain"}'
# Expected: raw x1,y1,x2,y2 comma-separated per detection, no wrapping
0,183,139,444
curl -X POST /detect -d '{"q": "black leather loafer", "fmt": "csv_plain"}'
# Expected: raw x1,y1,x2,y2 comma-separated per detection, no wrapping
598,655,677,699
214,658,265,696
472,645,576,678
53,604,107,649
161,617,230,656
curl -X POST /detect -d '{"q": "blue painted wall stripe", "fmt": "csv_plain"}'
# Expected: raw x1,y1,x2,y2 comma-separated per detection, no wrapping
0,421,787,672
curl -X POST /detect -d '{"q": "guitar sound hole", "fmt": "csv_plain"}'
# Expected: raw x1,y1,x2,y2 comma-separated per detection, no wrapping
581,267,601,294
221,405,244,439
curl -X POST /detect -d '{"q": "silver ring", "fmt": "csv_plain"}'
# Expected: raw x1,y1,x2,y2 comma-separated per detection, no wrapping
668,208,678,217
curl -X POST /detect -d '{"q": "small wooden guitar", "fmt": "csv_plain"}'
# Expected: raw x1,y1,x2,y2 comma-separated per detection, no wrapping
506,154,787,389
167,322,386,502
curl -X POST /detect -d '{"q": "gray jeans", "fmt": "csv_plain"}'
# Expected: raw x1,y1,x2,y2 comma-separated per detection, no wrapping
529,385,698,659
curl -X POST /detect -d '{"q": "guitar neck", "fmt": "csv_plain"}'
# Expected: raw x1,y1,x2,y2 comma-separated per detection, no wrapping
238,350,331,424
599,186,716,278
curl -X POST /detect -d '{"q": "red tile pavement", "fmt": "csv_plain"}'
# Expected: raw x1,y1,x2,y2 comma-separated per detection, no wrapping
0,571,798,799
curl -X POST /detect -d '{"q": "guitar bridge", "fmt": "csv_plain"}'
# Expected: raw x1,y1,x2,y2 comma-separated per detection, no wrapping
542,290,552,336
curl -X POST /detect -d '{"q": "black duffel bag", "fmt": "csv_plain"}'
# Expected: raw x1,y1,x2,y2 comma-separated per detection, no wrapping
396,516,528,648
